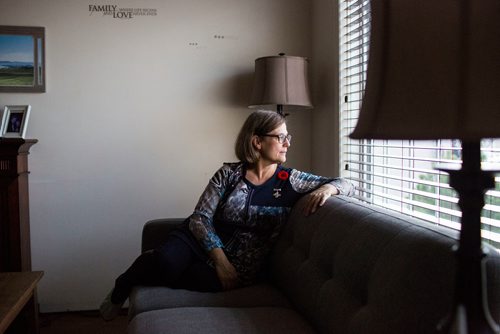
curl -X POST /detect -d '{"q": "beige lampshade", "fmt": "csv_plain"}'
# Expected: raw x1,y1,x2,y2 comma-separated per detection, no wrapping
350,0,500,140
249,55,313,111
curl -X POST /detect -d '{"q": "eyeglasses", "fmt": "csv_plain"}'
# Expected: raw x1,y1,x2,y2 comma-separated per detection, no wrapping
260,133,292,144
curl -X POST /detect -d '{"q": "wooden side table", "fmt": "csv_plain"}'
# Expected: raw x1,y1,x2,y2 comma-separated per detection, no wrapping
0,271,43,334
0,138,37,272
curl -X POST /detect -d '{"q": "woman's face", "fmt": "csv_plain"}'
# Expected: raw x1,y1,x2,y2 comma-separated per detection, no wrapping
257,123,291,165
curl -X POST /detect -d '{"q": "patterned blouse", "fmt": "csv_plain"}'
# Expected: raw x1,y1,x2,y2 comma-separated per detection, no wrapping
185,162,355,286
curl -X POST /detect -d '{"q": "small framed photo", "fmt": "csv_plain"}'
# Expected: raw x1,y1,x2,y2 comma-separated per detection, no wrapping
1,105,31,138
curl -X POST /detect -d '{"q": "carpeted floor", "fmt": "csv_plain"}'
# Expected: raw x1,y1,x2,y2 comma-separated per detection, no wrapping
40,310,128,334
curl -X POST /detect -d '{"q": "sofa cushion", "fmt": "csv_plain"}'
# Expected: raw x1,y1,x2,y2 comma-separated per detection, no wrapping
128,283,291,319
270,195,500,333
128,306,316,334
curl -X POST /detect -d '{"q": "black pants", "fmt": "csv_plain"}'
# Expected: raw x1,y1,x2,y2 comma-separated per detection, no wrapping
111,234,222,304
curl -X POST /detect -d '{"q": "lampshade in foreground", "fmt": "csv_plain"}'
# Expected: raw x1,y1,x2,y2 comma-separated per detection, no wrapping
249,54,313,112
350,0,500,141
349,1,500,333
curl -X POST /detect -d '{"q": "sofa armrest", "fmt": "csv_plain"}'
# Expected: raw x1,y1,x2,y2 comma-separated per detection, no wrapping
141,218,185,253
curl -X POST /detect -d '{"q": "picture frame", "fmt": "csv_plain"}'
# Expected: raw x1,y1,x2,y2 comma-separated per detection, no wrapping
0,105,31,138
0,26,45,93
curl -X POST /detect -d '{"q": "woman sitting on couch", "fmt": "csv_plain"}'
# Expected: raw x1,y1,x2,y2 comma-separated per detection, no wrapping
100,110,355,320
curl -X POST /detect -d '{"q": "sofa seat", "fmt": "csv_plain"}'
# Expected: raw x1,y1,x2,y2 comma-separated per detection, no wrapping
129,283,291,319
128,306,316,334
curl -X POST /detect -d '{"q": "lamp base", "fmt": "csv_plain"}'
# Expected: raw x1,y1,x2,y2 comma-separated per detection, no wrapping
437,141,499,334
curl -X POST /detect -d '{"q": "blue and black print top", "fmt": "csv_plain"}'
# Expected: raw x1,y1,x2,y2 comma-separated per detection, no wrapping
185,162,355,286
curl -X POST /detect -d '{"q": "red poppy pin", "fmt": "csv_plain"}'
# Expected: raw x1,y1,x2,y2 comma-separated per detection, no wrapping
277,170,289,181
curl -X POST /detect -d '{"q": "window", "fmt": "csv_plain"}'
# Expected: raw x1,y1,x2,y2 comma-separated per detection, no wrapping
339,0,500,249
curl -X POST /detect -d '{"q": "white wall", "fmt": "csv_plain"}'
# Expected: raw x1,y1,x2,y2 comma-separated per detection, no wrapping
0,0,313,312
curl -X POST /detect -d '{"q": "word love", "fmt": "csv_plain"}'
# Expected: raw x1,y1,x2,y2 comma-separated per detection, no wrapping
111,11,132,18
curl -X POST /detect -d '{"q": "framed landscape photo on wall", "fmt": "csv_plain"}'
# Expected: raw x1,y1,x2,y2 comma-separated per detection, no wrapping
1,105,31,138
0,26,45,93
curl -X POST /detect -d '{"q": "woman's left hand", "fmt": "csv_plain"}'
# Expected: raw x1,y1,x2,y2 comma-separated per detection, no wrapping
303,184,339,216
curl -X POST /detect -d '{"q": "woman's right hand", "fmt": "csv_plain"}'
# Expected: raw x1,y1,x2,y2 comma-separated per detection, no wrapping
209,248,240,290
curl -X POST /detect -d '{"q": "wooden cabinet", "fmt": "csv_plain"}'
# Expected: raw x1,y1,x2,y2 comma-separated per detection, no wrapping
0,138,37,272
0,271,44,334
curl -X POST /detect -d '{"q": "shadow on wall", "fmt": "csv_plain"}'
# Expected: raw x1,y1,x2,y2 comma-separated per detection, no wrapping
214,71,254,108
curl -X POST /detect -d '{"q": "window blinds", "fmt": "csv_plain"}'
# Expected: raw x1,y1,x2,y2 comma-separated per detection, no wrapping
339,0,500,249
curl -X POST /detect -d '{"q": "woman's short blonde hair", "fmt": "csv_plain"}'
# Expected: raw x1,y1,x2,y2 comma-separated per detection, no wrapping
235,110,286,164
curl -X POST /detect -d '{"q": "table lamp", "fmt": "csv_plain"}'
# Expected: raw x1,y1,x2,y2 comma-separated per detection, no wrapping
350,0,500,333
249,53,313,116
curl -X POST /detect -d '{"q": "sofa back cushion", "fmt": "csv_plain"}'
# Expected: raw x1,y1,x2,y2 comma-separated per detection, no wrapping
270,195,500,334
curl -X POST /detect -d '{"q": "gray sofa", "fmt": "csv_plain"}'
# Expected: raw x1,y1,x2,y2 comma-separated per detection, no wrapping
127,196,500,334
